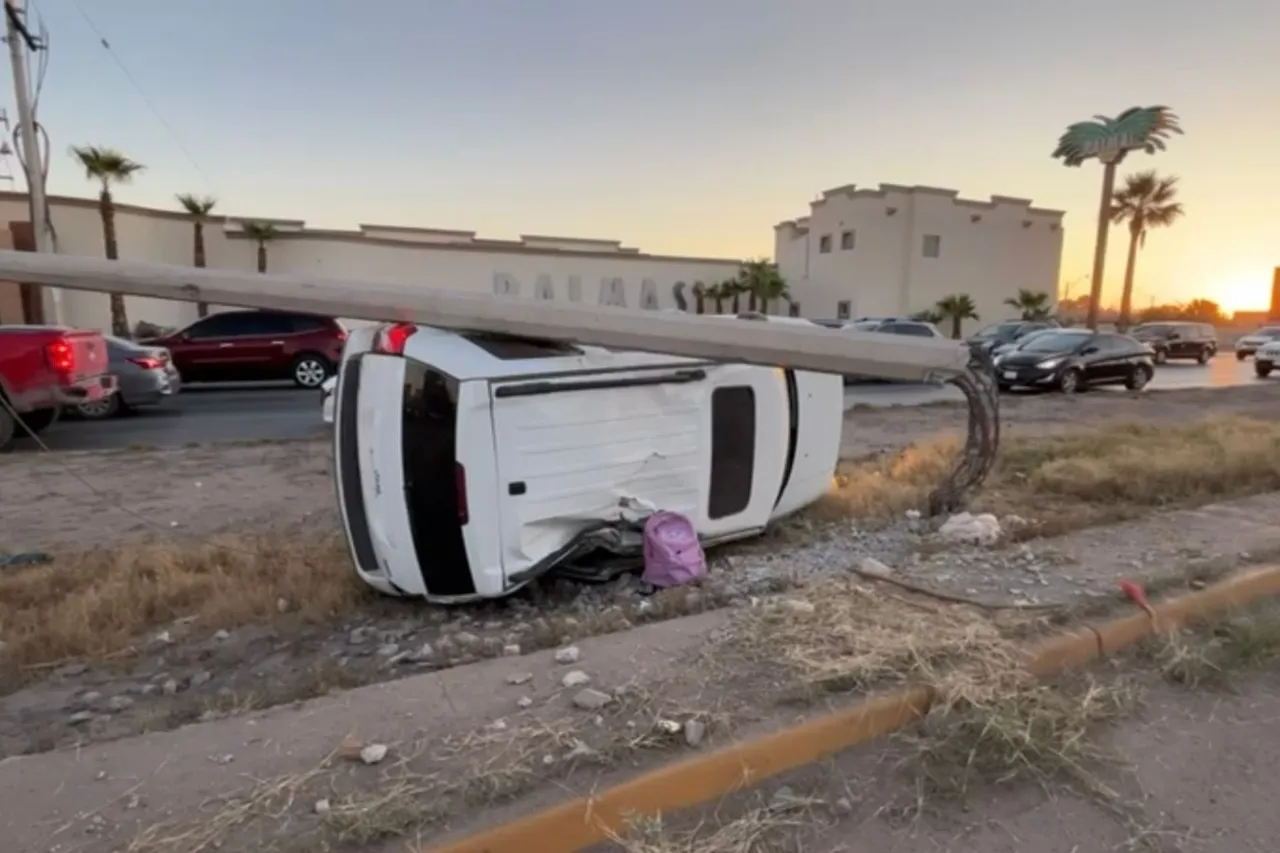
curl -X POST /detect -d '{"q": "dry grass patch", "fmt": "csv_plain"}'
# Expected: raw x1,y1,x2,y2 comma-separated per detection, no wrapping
1143,602,1280,690
719,579,1029,701
820,415,1280,531
0,534,371,670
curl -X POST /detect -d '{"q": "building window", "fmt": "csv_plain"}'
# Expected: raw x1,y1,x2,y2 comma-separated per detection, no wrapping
840,230,855,250
922,234,941,258
836,300,851,320
818,235,832,254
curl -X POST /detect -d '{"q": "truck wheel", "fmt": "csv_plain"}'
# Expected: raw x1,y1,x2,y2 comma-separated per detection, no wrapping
1237,351,1248,361
0,405,14,452
18,407,59,436
1257,362,1274,379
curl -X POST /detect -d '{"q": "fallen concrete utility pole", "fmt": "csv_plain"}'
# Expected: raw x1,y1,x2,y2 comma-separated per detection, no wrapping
0,250,971,382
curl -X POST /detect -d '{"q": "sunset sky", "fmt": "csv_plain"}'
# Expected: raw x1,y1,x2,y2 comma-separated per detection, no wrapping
22,0,1279,312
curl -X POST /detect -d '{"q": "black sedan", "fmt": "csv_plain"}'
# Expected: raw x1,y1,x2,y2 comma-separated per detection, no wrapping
993,329,1154,393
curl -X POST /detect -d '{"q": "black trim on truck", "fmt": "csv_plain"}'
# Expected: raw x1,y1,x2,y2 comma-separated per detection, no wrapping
334,355,380,576
401,360,476,597
493,368,707,399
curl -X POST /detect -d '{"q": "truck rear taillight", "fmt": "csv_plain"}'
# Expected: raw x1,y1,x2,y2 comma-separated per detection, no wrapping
45,339,75,374
372,322,416,356
455,462,469,526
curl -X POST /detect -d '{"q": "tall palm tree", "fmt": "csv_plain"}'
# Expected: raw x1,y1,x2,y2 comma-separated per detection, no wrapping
737,258,789,315
691,282,706,315
934,294,979,339
1003,288,1053,321
176,194,217,318
71,145,145,337
242,221,278,273
1109,171,1184,331
703,281,727,314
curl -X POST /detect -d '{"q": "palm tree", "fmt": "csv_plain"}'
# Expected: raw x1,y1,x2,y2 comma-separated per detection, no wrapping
737,259,789,315
704,281,727,314
176,194,217,317
691,282,706,314
1003,289,1053,321
71,146,145,337
1109,171,1184,331
934,294,979,339
242,221,278,273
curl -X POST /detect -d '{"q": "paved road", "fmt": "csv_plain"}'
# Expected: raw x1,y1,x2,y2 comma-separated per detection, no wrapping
9,355,1267,453
12,382,326,453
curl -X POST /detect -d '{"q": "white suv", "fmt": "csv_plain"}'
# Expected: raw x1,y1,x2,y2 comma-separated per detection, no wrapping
1255,340,1280,379
1234,326,1280,360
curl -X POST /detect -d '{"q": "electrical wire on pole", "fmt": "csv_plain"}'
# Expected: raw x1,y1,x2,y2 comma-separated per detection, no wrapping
4,0,61,323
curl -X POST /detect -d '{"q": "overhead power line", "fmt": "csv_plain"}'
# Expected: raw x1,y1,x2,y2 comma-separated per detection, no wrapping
72,0,216,192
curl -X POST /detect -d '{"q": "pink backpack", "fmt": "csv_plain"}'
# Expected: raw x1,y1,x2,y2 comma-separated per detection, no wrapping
641,511,707,588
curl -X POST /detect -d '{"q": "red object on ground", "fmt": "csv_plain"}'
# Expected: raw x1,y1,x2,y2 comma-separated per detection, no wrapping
1120,580,1157,618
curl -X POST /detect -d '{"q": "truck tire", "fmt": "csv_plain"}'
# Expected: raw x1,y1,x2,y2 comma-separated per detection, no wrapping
0,405,15,453
19,407,58,436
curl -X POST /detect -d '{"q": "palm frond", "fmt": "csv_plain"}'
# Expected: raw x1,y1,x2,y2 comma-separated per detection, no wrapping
176,193,217,217
70,145,145,183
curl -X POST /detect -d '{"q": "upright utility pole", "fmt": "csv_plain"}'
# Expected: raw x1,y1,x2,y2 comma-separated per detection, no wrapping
4,0,61,323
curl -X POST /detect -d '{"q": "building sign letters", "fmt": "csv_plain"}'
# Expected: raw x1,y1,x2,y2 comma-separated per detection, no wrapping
493,273,703,312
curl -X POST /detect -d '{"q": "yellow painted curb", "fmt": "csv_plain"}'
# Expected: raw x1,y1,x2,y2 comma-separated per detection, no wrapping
426,565,1280,853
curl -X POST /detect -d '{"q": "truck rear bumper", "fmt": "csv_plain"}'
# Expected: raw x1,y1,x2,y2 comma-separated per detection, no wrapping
50,374,117,406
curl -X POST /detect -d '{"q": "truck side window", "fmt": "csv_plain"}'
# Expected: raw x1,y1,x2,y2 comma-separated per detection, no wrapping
708,386,755,519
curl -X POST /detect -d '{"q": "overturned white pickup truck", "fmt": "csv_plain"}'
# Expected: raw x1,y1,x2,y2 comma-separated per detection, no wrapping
332,317,845,603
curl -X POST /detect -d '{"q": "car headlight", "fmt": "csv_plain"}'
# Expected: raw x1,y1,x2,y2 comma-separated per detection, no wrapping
1036,358,1062,369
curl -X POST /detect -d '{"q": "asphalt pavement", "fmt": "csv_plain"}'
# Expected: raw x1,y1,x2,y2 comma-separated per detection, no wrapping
8,355,1267,453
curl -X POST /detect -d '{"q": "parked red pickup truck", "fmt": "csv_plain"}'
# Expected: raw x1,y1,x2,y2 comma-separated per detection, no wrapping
0,325,115,451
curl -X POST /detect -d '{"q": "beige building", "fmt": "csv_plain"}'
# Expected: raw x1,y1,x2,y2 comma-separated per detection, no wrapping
0,192,743,333
776,184,1064,333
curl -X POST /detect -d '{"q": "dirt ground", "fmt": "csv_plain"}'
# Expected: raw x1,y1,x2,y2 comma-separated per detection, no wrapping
1,384,1277,552
3,384,1280,851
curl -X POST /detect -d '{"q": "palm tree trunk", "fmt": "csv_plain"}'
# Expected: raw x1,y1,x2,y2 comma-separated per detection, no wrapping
193,222,209,318
256,243,267,274
747,292,757,312
714,297,724,313
732,293,740,313
951,316,962,339
99,188,130,337
1117,225,1140,332
695,292,704,314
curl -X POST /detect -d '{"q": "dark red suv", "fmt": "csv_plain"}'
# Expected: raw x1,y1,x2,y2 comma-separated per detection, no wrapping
143,310,346,388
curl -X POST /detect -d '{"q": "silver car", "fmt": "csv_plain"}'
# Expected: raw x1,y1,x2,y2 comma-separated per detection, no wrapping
73,335,181,419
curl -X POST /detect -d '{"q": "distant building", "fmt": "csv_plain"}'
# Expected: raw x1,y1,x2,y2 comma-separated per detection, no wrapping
1271,267,1280,321
0,193,742,331
776,184,1064,334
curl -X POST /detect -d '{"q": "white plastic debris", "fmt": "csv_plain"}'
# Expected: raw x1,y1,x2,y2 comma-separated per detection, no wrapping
937,512,1002,546
359,743,388,765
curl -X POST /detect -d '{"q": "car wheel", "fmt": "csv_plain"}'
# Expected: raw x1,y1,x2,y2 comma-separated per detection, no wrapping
1237,351,1248,361
1153,348,1167,365
75,394,121,420
291,354,332,389
20,407,59,435
1257,363,1274,379
1058,368,1082,394
1196,348,1210,365
1125,364,1153,391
